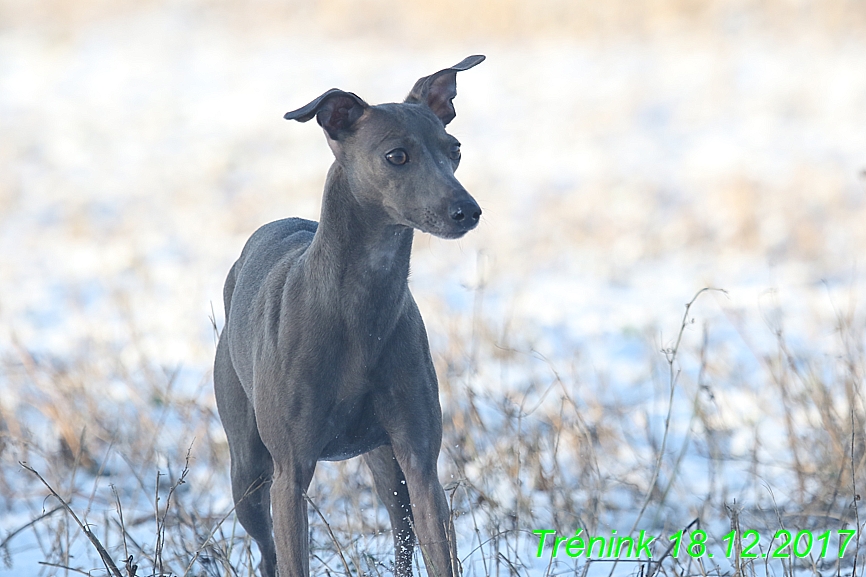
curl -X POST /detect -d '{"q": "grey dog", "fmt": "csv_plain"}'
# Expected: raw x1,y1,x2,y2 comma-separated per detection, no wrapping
214,55,484,577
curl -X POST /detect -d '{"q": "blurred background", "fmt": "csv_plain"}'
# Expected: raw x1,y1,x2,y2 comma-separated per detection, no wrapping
1,1,866,575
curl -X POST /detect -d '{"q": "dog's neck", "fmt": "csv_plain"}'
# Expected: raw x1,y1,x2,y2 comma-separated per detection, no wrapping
306,163,414,319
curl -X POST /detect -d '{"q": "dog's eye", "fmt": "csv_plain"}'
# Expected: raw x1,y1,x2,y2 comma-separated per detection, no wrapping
449,143,461,160
385,149,408,165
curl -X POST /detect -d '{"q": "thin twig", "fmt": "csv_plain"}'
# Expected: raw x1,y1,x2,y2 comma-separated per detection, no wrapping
37,560,94,575
633,287,725,531
110,484,133,576
610,287,725,577
156,445,192,576
647,518,700,577
0,506,63,551
305,490,353,576
181,476,269,577
209,300,220,347
20,461,123,577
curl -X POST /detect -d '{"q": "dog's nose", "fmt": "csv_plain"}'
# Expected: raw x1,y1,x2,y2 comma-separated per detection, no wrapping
449,198,482,227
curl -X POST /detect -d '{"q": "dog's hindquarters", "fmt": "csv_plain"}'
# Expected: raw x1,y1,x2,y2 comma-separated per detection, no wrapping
214,217,318,577
214,332,278,577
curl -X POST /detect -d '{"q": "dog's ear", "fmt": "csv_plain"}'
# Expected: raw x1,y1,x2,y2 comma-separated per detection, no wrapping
284,89,369,140
405,55,485,126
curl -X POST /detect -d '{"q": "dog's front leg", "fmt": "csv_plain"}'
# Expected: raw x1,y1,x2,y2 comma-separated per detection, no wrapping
375,385,458,576
365,444,416,576
373,310,460,577
402,458,457,577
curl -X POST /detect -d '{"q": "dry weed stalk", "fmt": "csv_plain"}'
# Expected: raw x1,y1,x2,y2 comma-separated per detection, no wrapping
20,461,124,577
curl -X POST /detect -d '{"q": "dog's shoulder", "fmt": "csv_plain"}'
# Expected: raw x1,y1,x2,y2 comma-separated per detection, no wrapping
225,217,317,308
234,217,316,266
248,217,318,247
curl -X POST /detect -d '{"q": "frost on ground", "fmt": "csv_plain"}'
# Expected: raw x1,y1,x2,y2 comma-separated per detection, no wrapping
1,3,865,576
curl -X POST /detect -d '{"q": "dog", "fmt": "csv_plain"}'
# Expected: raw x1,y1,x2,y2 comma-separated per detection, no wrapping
214,55,485,577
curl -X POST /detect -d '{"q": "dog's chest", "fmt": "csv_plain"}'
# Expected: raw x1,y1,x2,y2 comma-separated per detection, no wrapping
318,391,388,461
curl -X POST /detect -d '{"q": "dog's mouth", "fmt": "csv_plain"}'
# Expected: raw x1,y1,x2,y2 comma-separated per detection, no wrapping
406,209,479,239
432,228,471,240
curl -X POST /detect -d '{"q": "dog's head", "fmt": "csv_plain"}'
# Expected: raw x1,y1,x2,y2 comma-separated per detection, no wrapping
284,56,485,239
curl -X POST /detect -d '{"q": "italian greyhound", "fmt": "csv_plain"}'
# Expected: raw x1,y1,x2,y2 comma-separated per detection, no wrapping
214,55,485,577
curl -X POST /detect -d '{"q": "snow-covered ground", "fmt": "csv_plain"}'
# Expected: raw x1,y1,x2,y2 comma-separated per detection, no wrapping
1,4,865,575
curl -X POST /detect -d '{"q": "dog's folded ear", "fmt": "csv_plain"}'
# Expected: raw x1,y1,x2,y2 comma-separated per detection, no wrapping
284,89,369,140
405,55,485,126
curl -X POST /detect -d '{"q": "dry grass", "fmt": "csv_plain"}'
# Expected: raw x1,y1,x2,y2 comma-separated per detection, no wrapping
1,278,864,575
